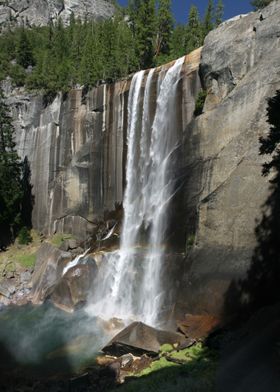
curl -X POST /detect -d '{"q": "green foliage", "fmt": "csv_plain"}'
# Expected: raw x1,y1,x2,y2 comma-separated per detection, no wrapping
215,0,224,27
16,28,35,69
0,88,23,245
17,253,36,268
0,1,223,92
0,89,34,247
186,234,196,251
50,233,74,247
194,90,207,117
203,0,214,36
251,0,273,10
17,226,32,245
134,0,157,69
112,342,218,392
156,0,174,61
185,5,203,54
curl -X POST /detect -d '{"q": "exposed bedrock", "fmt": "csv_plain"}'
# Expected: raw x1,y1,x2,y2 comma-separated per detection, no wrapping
179,0,280,317
0,0,115,29
11,81,130,240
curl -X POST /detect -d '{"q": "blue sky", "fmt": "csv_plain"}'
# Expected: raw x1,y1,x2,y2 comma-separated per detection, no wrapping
117,1,253,24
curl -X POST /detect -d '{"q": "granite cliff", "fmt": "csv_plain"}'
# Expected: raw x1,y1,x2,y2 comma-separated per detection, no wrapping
0,0,114,29
7,0,280,316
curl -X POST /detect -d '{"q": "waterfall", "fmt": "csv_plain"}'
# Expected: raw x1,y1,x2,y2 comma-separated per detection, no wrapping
87,57,184,326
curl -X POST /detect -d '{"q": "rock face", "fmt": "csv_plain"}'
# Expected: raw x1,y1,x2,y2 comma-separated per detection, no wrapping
50,263,97,312
31,242,72,303
0,0,114,29
10,52,200,242
11,81,130,240
178,0,280,316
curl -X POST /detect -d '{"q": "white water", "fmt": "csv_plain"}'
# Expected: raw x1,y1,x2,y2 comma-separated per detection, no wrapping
62,248,90,276
87,57,184,326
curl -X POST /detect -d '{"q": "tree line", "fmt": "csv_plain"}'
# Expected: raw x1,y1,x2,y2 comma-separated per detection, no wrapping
0,0,224,95
0,88,33,248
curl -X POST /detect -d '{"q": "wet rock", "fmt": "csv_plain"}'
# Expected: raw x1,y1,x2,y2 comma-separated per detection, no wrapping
96,355,117,367
59,239,79,252
31,242,72,304
0,279,16,300
97,317,125,335
102,321,187,357
177,314,220,340
68,239,78,250
70,247,84,257
50,264,97,312
20,270,32,284
3,262,16,279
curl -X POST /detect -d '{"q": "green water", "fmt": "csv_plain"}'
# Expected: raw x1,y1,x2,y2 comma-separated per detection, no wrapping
0,303,109,378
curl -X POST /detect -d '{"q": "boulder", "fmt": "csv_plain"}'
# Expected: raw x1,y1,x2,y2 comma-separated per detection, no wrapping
31,242,72,304
50,264,97,312
0,279,16,298
177,314,220,340
102,321,187,357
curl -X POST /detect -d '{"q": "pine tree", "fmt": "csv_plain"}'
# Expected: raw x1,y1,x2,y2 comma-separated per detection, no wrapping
185,5,203,54
0,88,23,246
16,27,35,69
203,0,214,36
135,0,157,69
215,0,224,27
156,0,174,57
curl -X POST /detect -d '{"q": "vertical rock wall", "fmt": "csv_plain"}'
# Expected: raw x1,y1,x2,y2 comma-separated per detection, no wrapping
10,52,201,242
179,1,280,316
11,81,129,240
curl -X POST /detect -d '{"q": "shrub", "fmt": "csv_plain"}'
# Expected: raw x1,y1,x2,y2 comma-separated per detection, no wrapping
194,90,207,117
17,226,32,245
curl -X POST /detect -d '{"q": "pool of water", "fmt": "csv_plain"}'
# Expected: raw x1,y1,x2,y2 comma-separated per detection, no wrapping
0,303,112,378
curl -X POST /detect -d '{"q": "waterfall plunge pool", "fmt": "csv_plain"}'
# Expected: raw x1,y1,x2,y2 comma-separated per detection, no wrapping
0,303,117,379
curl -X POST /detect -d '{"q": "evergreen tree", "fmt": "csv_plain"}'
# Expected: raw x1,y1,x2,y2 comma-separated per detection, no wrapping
156,0,174,57
16,27,35,69
215,0,224,27
170,24,187,58
203,0,214,36
0,88,23,246
135,0,157,69
251,0,273,10
185,5,203,54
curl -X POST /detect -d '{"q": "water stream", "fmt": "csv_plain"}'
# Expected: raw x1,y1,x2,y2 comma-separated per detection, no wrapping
87,57,184,326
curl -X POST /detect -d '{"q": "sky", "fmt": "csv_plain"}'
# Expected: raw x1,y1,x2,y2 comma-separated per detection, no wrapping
117,1,253,25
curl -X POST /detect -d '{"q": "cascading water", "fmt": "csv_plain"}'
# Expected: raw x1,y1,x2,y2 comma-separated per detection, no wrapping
87,57,184,326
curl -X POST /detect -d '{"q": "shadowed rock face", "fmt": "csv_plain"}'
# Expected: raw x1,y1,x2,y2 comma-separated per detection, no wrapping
179,1,280,316
0,0,115,29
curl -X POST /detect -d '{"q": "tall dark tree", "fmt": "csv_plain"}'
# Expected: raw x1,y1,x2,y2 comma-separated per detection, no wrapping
203,0,214,36
185,5,203,54
16,27,35,69
215,0,224,27
135,0,157,69
156,0,174,57
0,88,23,246
21,156,33,229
